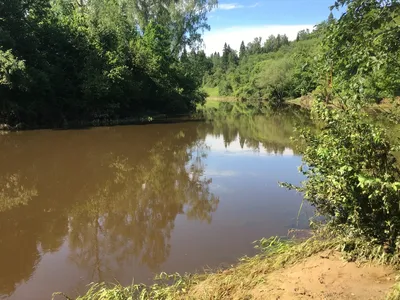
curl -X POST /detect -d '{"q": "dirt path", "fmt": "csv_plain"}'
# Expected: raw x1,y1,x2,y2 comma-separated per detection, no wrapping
250,251,395,300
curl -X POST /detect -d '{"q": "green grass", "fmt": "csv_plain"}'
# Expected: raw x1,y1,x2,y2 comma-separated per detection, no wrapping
201,86,219,97
387,282,400,300
201,86,237,103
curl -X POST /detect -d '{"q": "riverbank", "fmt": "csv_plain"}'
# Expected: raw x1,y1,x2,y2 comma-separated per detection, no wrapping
3,96,395,133
55,233,400,300
0,114,205,133
203,95,400,111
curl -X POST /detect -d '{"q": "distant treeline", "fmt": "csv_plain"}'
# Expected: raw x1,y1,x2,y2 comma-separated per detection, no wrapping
202,7,400,108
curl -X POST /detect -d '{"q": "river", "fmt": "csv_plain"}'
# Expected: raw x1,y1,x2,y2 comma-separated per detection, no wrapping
0,109,312,299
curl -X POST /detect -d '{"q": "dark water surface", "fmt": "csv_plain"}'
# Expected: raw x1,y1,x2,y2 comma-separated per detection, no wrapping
0,112,311,299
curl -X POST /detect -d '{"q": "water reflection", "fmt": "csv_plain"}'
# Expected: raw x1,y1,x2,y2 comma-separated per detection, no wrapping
0,107,311,299
67,137,218,281
201,103,310,155
0,173,38,212
0,124,220,297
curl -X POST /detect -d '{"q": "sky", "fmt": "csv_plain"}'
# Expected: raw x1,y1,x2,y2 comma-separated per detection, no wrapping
202,0,344,55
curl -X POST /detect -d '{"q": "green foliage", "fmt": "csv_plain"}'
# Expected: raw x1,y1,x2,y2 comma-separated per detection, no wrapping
202,28,322,108
282,0,400,251
263,34,289,53
203,2,399,108
323,0,400,106
239,40,246,58
291,39,319,96
0,50,25,88
57,272,196,300
0,173,38,213
387,282,400,300
218,80,233,96
285,104,400,248
130,0,217,56
256,58,294,108
0,0,217,127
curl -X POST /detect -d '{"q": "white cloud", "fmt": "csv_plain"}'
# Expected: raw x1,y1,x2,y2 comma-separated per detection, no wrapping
214,2,260,11
218,3,244,10
202,24,314,55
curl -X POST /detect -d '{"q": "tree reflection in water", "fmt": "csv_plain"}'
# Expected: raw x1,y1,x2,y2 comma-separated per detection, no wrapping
0,124,219,296
0,106,311,297
0,173,38,213
67,132,219,281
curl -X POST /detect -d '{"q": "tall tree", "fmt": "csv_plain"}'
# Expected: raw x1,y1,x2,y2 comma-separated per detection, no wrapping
247,37,262,55
296,29,311,41
129,0,218,56
239,40,246,58
221,42,229,70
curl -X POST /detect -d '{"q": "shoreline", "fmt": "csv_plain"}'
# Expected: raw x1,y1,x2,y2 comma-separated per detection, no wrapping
0,114,204,133
54,232,400,300
4,96,397,133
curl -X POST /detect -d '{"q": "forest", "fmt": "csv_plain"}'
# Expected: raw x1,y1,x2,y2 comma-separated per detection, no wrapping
202,4,399,109
1,0,399,126
0,0,216,127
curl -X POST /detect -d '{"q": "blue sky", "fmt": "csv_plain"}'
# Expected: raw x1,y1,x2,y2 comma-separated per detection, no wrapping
202,0,344,54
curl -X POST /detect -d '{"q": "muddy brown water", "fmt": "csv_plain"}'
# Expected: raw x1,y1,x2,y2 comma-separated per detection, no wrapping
0,113,311,299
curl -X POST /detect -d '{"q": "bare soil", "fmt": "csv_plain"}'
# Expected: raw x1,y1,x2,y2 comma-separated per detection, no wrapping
249,250,395,300
189,250,397,300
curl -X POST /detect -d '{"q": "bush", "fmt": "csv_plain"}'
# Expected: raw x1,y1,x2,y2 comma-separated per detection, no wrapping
218,80,233,96
255,58,294,108
285,102,400,249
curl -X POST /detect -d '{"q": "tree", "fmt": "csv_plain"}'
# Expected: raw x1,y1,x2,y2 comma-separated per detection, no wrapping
263,35,278,52
291,38,320,96
0,50,25,88
286,104,400,248
296,29,311,41
280,34,289,46
129,0,217,56
256,58,294,108
247,37,263,55
323,0,400,105
285,0,400,251
0,0,217,127
239,40,246,58
327,11,335,24
221,43,229,69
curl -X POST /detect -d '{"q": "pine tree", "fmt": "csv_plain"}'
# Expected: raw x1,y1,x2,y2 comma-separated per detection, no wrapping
222,42,229,71
239,41,246,58
327,12,335,24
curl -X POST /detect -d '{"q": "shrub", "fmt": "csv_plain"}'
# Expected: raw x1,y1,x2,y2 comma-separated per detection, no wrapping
284,102,400,250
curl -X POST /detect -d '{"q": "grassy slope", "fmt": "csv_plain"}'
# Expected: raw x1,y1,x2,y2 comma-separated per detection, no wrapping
202,86,219,97
202,86,237,102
